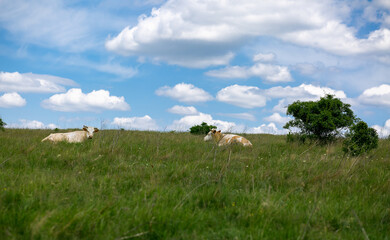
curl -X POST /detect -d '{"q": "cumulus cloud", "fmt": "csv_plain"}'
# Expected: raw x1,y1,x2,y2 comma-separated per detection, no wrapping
41,88,130,112
216,85,266,108
265,84,347,99
372,119,390,138
112,115,158,131
106,0,390,67
358,84,390,107
206,63,293,82
0,71,77,93
156,83,213,103
273,99,289,113
168,105,199,115
7,119,57,129
263,113,291,125
216,83,347,110
363,1,390,27
0,92,26,108
167,112,242,132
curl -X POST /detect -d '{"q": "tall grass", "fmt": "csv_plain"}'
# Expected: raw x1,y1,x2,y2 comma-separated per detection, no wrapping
0,129,389,239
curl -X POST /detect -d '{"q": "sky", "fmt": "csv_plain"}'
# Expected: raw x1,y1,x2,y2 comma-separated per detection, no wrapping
1,0,390,136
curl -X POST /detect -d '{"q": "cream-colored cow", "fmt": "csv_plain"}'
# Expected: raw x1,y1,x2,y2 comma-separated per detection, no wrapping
204,129,252,147
42,126,99,143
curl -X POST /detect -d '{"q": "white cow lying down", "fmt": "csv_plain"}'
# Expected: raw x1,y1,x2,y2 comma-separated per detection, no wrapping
42,126,99,143
204,129,252,147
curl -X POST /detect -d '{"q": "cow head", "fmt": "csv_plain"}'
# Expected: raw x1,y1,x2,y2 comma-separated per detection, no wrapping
204,128,222,142
83,125,99,139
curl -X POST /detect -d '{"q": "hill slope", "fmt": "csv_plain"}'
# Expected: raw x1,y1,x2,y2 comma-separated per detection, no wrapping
0,129,389,239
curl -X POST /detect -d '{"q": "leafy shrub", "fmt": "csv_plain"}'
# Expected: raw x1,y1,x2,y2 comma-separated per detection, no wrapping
284,94,355,143
343,121,378,156
0,118,6,131
190,122,216,135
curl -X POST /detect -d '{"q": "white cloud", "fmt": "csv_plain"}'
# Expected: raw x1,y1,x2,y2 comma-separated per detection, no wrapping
206,63,293,82
372,119,390,138
167,112,241,132
41,88,130,112
282,23,390,56
7,119,57,129
106,0,390,67
168,105,199,115
263,113,291,125
265,84,347,99
218,112,256,121
156,83,213,103
253,52,276,62
363,1,390,27
357,84,390,107
0,92,26,108
0,71,77,93
216,85,266,108
216,83,347,110
112,115,158,131
273,99,289,113
248,123,288,135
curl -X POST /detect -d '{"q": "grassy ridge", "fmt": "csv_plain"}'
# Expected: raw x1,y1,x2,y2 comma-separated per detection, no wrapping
0,129,389,239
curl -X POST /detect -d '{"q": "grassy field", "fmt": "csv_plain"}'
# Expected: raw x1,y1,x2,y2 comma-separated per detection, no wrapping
0,129,389,239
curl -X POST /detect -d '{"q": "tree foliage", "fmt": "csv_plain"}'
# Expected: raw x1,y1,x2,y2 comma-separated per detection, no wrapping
190,122,216,135
343,121,378,156
284,94,355,142
0,117,6,131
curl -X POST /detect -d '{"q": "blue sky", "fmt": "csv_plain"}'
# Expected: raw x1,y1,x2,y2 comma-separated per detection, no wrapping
1,0,390,136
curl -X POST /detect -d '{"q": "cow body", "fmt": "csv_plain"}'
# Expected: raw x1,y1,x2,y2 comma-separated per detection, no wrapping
42,126,99,143
204,129,252,147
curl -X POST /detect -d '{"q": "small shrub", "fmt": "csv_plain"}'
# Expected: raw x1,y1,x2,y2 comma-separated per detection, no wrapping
54,128,59,132
343,121,378,156
0,118,6,131
190,122,216,135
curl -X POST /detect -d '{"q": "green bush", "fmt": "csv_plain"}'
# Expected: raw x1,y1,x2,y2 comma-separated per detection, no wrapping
343,121,378,156
190,122,216,135
0,118,6,131
284,94,355,143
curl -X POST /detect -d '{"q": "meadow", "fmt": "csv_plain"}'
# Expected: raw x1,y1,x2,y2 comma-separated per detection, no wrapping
0,129,389,239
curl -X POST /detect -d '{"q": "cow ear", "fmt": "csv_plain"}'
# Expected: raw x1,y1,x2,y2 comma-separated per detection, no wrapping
218,130,221,133
212,129,216,133
94,128,99,132
83,126,87,131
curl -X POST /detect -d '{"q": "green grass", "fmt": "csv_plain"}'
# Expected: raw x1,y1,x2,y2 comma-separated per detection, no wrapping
0,129,389,239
